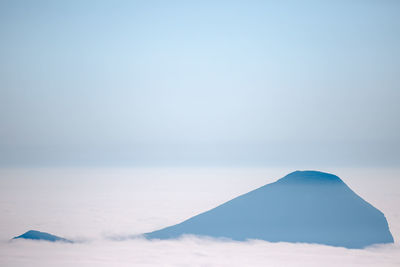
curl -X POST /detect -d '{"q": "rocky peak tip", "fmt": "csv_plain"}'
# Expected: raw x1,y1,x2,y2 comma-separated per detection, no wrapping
279,170,344,184
24,230,40,234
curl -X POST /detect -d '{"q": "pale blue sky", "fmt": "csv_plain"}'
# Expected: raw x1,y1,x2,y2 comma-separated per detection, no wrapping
0,0,399,167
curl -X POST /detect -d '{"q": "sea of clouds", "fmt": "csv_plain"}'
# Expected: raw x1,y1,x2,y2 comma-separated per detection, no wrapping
0,168,399,266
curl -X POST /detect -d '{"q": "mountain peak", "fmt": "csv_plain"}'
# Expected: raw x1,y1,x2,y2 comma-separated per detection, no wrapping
12,230,72,243
145,170,393,248
277,170,344,185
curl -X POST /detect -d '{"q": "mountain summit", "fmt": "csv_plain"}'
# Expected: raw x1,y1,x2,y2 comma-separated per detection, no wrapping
145,170,394,248
12,230,72,243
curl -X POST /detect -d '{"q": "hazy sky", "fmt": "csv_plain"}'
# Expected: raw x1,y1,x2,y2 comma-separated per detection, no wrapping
1,0,399,167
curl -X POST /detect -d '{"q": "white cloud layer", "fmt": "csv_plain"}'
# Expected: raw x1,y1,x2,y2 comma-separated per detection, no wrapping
0,168,399,266
1,237,400,267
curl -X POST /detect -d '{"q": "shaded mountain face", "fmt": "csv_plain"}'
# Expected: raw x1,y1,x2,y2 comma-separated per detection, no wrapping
145,171,394,248
13,230,72,243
